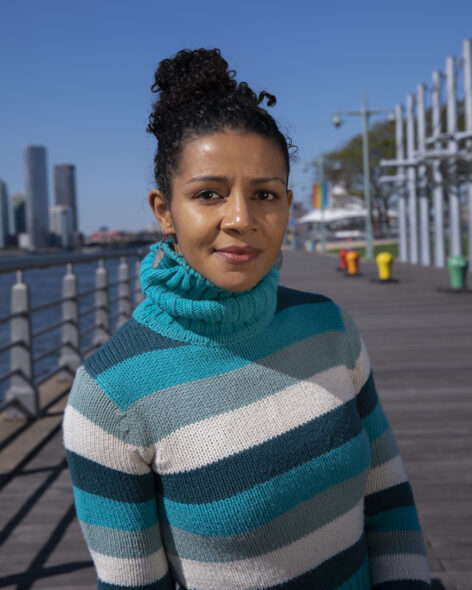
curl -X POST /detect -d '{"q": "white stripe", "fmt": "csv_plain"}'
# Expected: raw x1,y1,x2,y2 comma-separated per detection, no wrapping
370,553,430,584
156,365,356,474
63,405,154,475
170,501,364,590
90,547,169,586
365,454,407,496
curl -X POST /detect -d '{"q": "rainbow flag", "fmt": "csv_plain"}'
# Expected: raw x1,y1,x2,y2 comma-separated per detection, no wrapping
312,182,330,209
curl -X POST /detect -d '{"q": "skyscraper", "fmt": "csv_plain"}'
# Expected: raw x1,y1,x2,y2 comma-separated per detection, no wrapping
49,205,74,248
54,164,78,232
0,180,9,249
12,192,27,234
24,145,49,249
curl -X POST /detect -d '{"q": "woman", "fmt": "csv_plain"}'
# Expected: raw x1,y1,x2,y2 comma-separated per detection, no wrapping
63,49,431,589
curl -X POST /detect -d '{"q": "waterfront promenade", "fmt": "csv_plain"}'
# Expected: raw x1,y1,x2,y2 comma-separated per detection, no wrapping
0,249,471,590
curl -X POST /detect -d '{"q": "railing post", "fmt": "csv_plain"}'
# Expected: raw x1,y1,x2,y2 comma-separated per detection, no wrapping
93,259,110,347
5,271,37,419
117,257,131,328
59,263,81,377
134,260,145,305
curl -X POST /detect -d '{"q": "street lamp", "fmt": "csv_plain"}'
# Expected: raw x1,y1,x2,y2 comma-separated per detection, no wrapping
333,92,394,259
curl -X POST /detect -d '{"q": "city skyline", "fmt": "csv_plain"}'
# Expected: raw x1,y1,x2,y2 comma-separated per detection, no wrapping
2,1,472,233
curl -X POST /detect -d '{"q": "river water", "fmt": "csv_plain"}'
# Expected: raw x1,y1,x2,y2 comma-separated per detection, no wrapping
0,252,143,400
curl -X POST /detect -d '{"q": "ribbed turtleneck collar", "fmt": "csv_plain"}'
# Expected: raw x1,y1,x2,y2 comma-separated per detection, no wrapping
134,240,279,345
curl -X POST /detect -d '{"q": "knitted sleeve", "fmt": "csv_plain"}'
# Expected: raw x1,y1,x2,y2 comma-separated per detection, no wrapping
341,310,431,589
63,365,175,590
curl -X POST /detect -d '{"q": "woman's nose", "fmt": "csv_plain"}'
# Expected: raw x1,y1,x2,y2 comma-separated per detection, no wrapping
220,192,257,233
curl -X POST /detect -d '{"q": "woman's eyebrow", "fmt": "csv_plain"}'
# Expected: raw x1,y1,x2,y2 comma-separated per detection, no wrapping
186,175,285,185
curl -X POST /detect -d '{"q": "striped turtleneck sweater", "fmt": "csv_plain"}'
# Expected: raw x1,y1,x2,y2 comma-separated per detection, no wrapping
63,240,431,590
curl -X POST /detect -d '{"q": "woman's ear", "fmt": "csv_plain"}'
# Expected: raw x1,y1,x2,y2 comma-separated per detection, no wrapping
287,189,294,207
148,190,176,235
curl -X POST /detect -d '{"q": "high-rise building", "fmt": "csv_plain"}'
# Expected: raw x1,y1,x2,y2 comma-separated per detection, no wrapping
54,164,78,232
12,192,27,234
49,205,74,248
24,145,49,249
0,180,9,249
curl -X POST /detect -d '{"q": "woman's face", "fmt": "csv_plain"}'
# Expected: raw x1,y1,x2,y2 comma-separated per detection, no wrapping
149,129,292,292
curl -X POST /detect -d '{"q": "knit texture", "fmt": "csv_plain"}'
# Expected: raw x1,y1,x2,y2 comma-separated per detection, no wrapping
63,241,431,590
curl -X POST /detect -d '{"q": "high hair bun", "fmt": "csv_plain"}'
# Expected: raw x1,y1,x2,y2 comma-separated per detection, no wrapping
147,48,277,137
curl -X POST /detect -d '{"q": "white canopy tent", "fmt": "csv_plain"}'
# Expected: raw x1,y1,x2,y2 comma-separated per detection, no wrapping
295,208,367,224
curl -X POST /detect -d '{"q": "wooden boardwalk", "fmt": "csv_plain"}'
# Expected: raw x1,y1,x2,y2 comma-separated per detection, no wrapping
0,250,471,590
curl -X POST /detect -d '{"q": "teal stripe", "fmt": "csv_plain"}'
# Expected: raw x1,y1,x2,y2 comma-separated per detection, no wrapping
362,401,390,442
161,469,368,562
366,505,421,533
80,521,163,559
159,431,370,536
97,301,343,410
73,486,158,531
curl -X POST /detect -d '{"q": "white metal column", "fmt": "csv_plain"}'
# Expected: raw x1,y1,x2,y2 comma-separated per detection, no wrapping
432,71,445,268
406,94,418,263
417,84,431,266
395,104,408,262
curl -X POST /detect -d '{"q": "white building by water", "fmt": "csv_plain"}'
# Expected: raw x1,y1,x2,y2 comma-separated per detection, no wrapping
49,205,74,248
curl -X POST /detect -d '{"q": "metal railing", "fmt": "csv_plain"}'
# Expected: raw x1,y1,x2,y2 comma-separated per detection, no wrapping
0,249,145,419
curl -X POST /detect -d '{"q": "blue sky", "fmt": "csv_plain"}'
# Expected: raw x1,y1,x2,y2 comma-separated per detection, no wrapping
1,0,471,233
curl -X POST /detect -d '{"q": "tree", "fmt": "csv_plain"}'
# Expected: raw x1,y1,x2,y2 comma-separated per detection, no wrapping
321,118,397,237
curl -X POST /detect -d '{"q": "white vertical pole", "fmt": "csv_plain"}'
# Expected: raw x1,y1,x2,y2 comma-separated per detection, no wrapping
117,257,131,328
361,92,374,259
5,271,37,418
93,259,110,346
406,94,418,263
463,38,472,270
417,83,431,266
59,263,81,375
446,55,461,257
432,71,445,268
395,104,408,262
319,154,326,253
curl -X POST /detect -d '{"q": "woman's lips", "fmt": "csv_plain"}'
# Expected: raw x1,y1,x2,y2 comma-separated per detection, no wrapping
215,246,261,264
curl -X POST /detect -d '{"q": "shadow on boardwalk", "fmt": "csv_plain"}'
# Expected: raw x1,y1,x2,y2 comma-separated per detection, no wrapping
0,250,470,590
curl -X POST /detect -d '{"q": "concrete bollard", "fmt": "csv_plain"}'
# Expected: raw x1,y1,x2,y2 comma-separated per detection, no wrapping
135,260,145,306
59,263,81,377
345,251,360,276
376,252,394,281
117,257,131,328
447,256,468,290
5,271,38,418
93,260,110,347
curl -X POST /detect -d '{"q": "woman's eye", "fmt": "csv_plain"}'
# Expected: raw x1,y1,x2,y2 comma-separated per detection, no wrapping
256,190,276,201
196,190,220,201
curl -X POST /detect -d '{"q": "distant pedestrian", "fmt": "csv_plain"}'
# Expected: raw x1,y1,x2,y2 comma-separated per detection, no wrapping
63,48,431,589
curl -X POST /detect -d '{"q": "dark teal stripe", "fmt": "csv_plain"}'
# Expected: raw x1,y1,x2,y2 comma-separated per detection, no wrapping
365,481,415,518
276,286,332,313
158,398,363,503
372,582,431,589
266,534,367,589
98,569,175,589
66,450,155,503
366,505,421,533
84,317,186,378
355,371,378,418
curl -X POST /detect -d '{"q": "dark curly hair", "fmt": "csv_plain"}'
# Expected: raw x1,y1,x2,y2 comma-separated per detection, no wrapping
147,48,296,203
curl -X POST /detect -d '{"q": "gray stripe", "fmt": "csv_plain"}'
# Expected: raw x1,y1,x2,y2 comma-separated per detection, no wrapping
80,521,162,558
162,470,368,563
340,309,362,369
370,428,399,469
367,529,427,558
67,367,129,442
129,329,352,445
